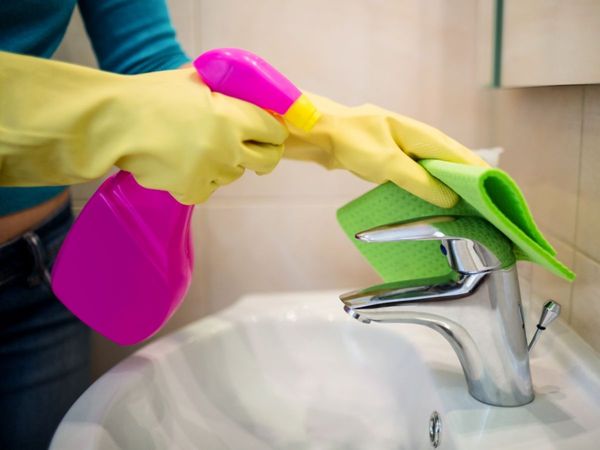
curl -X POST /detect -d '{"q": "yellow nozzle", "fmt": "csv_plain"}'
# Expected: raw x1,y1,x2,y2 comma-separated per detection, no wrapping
283,93,321,132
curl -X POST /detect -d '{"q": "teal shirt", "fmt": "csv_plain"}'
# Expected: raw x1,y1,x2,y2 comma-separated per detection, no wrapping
0,0,190,215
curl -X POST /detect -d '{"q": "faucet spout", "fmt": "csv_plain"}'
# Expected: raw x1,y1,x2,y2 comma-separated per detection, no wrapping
341,266,534,407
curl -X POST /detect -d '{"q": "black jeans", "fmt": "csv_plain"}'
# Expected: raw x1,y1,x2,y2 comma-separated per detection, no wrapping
0,201,91,450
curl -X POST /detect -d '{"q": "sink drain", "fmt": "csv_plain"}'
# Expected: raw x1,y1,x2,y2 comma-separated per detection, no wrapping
429,411,442,448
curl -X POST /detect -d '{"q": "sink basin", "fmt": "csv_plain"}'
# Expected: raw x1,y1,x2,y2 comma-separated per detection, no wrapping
52,286,600,449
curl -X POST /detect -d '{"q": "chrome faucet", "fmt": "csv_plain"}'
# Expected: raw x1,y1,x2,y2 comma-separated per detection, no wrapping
340,216,535,407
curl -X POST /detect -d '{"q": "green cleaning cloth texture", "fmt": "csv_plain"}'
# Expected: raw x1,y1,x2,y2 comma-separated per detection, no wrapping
337,159,575,284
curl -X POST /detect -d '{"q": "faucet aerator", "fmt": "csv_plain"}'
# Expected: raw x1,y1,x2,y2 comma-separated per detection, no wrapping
344,306,371,324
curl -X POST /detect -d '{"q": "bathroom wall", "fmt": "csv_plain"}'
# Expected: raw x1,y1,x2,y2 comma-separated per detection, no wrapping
493,84,600,351
53,0,600,376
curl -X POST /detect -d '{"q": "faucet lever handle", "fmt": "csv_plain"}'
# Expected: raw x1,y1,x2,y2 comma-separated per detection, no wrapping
355,216,502,274
528,300,561,352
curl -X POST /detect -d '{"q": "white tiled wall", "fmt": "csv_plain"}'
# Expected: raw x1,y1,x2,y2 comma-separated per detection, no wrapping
56,1,600,376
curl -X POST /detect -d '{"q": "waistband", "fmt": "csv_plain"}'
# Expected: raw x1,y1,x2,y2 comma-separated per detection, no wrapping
0,201,73,290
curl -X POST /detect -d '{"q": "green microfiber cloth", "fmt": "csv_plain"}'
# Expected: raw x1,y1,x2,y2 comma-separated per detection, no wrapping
337,159,575,283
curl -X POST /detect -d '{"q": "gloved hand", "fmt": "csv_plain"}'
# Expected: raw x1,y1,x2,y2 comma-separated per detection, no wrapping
0,51,288,204
284,92,489,208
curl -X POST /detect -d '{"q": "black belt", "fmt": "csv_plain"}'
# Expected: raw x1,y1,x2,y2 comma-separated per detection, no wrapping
0,201,73,289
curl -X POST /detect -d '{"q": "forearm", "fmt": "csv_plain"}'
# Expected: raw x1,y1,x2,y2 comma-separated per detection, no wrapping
0,52,126,186
0,50,288,204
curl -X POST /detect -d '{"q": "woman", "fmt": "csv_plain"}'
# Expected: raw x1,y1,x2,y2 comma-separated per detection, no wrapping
0,1,486,448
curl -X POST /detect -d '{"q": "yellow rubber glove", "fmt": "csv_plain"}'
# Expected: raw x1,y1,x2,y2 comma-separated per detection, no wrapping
284,92,489,208
0,52,288,204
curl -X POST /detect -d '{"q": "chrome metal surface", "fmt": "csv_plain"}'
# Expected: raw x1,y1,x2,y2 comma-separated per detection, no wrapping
341,272,486,307
528,300,561,352
355,216,454,243
429,411,442,448
355,216,501,274
341,217,534,407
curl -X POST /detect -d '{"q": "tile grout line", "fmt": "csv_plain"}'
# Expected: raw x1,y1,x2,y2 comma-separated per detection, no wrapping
538,228,600,269
572,86,588,249
567,86,589,324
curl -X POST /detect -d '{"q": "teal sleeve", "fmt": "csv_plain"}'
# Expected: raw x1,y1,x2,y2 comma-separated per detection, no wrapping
78,0,190,74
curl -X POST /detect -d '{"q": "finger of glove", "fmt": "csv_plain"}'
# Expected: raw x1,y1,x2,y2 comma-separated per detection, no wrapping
175,163,245,205
212,93,289,145
173,185,214,205
239,141,285,175
282,133,338,169
385,154,459,208
386,113,489,167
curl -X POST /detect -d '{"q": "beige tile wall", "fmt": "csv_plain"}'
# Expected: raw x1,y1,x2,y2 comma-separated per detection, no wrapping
53,1,600,376
495,84,600,351
571,86,600,348
501,0,600,87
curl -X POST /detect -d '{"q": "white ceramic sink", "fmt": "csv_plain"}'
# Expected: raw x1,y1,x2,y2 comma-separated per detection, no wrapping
52,287,600,449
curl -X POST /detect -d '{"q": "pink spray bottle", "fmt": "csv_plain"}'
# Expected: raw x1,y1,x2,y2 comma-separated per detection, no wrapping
51,48,320,345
